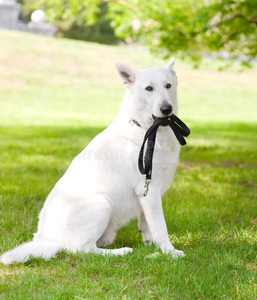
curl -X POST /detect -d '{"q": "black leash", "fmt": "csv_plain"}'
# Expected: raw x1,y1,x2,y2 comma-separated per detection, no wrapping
137,114,190,196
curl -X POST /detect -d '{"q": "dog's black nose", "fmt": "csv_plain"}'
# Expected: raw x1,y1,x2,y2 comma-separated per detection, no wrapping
160,103,172,116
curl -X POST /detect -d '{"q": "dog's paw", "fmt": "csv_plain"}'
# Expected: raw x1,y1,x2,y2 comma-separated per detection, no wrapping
170,249,185,259
0,252,17,265
112,247,134,256
161,246,185,258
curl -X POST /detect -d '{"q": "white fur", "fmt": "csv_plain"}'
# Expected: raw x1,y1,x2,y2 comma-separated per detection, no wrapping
0,59,185,265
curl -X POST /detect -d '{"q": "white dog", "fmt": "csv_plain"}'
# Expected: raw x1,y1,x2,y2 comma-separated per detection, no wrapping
1,58,185,265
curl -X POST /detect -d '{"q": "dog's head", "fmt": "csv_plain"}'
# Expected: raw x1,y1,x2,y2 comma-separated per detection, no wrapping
116,59,178,128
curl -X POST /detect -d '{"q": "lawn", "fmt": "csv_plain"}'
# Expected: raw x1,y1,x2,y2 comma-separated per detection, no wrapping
0,29,257,299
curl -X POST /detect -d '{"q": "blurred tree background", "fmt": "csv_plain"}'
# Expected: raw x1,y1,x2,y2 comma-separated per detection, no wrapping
18,0,118,44
19,0,257,65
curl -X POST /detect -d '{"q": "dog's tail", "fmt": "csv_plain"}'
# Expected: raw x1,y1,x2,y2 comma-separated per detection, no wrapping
0,240,62,265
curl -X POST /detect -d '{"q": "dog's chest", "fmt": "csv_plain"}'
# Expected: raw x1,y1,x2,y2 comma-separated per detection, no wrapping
153,131,180,162
151,133,180,188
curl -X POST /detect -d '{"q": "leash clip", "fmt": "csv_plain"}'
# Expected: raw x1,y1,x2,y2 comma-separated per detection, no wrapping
143,179,151,196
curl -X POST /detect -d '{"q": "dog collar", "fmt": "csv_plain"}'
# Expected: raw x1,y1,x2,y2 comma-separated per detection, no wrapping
130,114,177,128
129,119,141,127
138,114,190,196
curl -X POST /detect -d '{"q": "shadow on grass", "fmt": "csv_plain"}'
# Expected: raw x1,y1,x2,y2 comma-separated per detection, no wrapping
0,125,106,224
0,125,105,157
1,121,256,165
0,125,105,189
182,122,257,165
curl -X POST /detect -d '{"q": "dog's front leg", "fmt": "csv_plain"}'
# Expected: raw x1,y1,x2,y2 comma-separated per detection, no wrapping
138,210,154,247
138,190,185,258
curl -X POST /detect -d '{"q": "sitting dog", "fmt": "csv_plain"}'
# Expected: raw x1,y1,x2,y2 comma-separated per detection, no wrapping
1,58,185,265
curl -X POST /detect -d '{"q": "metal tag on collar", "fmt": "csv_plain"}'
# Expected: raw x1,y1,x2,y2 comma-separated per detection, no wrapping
129,119,141,127
129,119,135,126
143,179,151,196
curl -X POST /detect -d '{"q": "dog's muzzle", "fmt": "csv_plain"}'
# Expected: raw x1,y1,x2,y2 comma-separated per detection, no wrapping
152,114,171,126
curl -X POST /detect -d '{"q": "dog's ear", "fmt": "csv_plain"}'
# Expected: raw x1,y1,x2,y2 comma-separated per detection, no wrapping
164,58,175,72
115,63,136,87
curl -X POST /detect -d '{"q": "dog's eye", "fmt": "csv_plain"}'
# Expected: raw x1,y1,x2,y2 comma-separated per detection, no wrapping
145,86,153,92
166,83,172,89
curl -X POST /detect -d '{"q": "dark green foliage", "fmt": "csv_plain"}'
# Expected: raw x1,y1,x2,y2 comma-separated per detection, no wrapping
18,1,118,44
107,0,257,65
56,3,119,45
19,0,257,63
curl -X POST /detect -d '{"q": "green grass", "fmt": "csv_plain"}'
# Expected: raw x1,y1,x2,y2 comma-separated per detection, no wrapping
0,29,257,299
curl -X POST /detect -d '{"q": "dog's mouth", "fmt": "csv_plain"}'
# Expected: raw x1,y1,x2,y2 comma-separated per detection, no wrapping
152,114,172,127
152,114,172,121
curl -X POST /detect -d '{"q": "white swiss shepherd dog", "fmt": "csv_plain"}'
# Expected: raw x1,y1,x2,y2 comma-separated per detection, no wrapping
1,58,186,265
